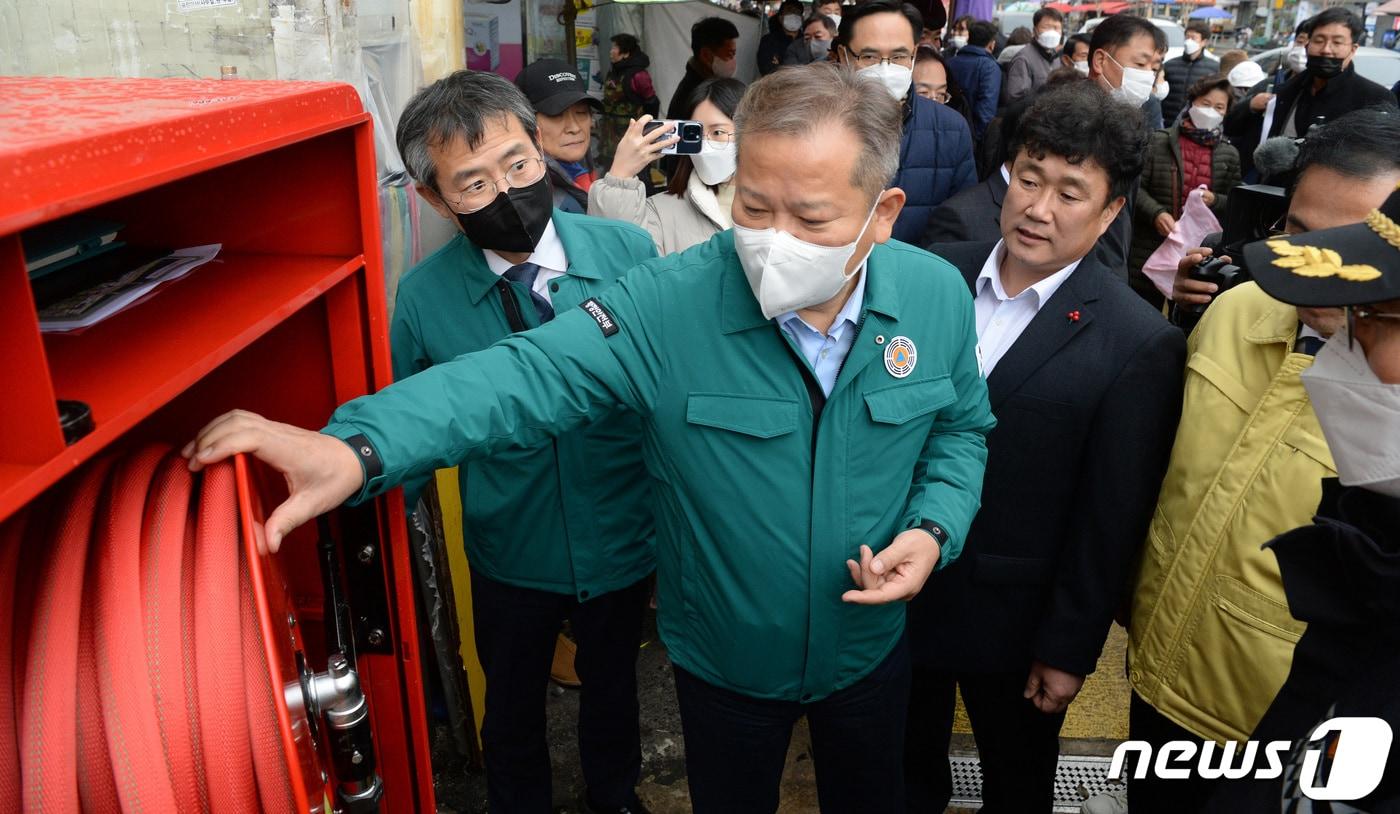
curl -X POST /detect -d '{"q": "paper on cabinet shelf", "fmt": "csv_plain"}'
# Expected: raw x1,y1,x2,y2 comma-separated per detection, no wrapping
38,244,222,333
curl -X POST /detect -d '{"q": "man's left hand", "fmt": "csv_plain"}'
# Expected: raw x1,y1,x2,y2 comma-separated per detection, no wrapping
1023,660,1085,714
841,529,941,605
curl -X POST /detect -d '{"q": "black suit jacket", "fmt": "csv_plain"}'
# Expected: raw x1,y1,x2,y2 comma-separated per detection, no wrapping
923,169,1007,247
908,242,1186,676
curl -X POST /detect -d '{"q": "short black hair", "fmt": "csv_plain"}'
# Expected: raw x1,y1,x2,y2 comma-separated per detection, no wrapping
838,0,922,49
1184,21,1210,40
1011,80,1146,203
1089,14,1167,58
1308,7,1363,44
1063,33,1091,56
397,69,537,193
1294,17,1314,38
691,17,740,58
953,14,976,31
611,33,640,56
1005,26,1033,46
1186,74,1233,111
967,20,998,48
1296,107,1400,181
1033,8,1064,27
805,14,838,35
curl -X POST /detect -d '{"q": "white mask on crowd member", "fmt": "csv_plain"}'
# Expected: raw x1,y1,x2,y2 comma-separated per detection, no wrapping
827,12,841,27
861,61,914,101
734,197,880,319
1073,60,1090,76
1302,328,1400,499
1183,38,1201,56
1036,30,1061,50
948,35,968,49
1105,52,1156,107
1153,78,1170,101
690,139,738,186
1187,104,1223,131
712,55,738,78
782,13,802,33
1285,45,1308,73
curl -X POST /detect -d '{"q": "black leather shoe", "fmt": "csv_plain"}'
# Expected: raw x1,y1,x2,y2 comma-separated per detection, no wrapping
582,794,652,814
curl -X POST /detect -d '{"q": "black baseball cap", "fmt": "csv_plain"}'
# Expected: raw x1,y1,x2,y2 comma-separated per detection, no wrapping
1247,182,1400,307
514,59,603,116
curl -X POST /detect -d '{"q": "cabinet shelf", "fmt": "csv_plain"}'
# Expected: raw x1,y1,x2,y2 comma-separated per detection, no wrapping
0,252,362,516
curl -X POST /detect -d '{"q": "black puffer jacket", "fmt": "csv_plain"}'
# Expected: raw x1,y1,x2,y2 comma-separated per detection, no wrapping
1203,482,1400,813
1160,53,1220,125
1130,124,1240,276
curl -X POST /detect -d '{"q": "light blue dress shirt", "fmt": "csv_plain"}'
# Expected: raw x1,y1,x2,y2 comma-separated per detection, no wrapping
777,266,868,396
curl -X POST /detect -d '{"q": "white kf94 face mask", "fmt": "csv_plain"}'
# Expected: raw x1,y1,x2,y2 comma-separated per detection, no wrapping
690,139,737,186
1302,328,1400,499
861,61,913,101
733,196,882,320
1105,51,1156,107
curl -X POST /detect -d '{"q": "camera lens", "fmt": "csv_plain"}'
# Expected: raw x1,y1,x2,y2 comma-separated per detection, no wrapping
681,123,703,141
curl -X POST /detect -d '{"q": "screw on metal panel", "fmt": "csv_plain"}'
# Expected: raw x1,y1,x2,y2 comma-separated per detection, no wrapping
358,545,375,563
287,613,296,628
366,629,385,646
351,750,364,765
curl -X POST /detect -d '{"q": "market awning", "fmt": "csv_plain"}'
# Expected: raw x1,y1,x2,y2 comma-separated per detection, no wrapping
1067,1,1128,12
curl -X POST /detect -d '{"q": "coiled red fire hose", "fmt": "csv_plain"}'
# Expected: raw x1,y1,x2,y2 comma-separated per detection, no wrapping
4,446,300,814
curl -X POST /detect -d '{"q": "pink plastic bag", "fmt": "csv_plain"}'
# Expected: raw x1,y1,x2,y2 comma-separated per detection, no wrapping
1141,186,1221,299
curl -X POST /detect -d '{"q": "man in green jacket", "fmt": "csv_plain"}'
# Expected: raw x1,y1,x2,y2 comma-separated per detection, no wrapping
390,71,658,814
185,63,994,813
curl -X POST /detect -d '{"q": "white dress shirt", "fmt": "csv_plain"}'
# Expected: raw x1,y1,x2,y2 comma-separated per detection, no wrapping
482,218,569,304
973,240,1080,376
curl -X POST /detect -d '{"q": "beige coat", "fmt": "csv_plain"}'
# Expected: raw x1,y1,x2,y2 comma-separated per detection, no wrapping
587,171,730,255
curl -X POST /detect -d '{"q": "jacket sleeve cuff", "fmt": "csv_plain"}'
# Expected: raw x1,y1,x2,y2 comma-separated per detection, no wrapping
321,423,385,506
600,172,646,190
910,519,953,571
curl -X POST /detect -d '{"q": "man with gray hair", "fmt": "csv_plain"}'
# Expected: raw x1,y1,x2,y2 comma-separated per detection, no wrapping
181,62,994,813
389,68,660,814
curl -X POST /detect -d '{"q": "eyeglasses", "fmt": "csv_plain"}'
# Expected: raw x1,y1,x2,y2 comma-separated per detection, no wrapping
446,157,548,213
920,89,951,103
1347,305,1400,349
706,128,736,145
847,49,915,69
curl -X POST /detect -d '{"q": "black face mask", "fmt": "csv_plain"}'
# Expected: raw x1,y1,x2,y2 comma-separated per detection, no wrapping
454,174,554,253
1308,55,1345,80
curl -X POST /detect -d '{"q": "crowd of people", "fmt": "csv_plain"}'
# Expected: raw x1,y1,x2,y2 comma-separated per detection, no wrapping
182,2,1400,812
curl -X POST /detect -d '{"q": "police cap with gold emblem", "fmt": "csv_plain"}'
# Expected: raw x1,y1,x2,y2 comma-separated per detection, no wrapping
1246,183,1400,307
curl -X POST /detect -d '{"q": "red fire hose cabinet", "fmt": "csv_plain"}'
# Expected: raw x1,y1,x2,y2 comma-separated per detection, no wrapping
0,77,435,813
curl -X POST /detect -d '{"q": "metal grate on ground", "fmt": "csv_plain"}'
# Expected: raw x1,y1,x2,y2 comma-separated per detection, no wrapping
947,754,1125,813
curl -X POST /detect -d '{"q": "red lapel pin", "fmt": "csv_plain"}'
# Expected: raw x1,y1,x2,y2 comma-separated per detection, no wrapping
1068,310,1081,323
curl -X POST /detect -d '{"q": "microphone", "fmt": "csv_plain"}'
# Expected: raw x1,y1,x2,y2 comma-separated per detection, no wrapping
1253,137,1302,183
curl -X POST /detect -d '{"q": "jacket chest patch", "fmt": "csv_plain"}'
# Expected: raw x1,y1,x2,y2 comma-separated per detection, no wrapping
884,336,917,378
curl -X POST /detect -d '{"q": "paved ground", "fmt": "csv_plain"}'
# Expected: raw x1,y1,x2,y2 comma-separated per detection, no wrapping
432,616,1132,813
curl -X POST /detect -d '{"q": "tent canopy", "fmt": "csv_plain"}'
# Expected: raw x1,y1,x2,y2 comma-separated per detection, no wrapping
1189,7,1232,18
